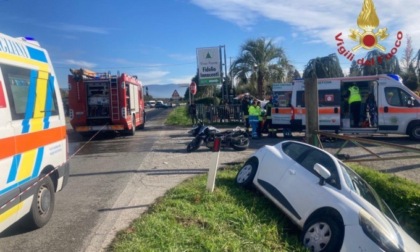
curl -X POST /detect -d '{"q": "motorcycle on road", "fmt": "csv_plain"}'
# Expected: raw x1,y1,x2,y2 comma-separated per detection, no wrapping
186,125,249,152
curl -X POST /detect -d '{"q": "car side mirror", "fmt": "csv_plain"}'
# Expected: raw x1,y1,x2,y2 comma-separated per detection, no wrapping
314,163,331,185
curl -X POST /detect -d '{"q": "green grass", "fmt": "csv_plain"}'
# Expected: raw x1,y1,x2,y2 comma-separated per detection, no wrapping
165,105,191,126
109,167,307,252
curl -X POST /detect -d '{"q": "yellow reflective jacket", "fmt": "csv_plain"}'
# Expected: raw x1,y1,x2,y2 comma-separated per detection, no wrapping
348,86,362,104
248,105,261,116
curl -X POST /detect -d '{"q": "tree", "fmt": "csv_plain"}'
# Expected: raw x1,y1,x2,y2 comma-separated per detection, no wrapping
349,60,362,76
415,49,420,84
362,50,401,75
401,35,414,72
403,63,419,91
230,38,287,99
292,69,302,79
303,53,344,78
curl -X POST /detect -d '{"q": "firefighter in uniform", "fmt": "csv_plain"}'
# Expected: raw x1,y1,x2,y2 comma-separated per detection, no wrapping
263,96,277,137
348,83,362,127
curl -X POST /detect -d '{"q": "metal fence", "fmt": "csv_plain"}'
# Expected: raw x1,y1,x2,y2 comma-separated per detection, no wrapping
195,104,244,124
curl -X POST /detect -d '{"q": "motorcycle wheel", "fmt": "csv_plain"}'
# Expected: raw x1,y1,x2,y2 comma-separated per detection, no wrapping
187,139,200,152
231,136,250,151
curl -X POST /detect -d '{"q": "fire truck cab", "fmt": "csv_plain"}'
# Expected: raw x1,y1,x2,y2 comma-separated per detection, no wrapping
68,69,146,136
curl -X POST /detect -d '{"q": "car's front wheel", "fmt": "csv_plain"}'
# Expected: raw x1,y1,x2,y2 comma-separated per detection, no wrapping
235,159,257,188
302,215,344,252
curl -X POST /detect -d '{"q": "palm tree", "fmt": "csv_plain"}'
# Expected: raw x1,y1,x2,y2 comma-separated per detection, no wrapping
230,38,287,99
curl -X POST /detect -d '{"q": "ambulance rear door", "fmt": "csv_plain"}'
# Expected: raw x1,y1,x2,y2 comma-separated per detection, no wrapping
318,79,341,131
271,82,293,127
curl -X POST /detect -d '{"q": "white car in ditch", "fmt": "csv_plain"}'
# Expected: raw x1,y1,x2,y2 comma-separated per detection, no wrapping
235,140,419,252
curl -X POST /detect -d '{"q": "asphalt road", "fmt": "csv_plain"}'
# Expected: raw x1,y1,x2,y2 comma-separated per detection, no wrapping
0,108,171,251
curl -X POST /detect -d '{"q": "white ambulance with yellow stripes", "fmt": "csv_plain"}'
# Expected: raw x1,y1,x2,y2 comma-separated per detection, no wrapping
0,33,69,233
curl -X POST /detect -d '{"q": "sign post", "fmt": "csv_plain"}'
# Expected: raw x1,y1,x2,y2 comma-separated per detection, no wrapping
171,90,180,106
206,138,221,192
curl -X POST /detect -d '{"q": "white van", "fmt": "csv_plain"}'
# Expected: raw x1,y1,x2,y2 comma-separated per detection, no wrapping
146,100,156,108
271,74,420,139
0,33,69,233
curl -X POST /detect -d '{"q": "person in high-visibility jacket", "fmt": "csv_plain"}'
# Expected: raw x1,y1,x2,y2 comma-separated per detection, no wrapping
248,100,261,138
263,96,277,137
348,83,362,127
257,101,263,137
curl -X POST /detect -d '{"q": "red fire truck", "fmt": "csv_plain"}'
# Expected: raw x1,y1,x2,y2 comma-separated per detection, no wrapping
68,68,146,136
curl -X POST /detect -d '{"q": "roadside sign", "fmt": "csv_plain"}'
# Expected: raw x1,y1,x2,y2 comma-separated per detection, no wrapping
190,81,197,95
171,90,180,99
196,47,222,86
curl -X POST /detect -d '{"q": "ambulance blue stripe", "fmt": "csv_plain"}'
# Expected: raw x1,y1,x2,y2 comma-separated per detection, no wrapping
27,47,47,63
32,148,44,177
7,155,21,183
43,75,54,129
21,70,38,133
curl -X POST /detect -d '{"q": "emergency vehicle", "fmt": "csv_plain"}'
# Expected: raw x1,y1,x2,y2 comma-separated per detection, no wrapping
271,74,420,140
0,33,69,233
68,68,146,136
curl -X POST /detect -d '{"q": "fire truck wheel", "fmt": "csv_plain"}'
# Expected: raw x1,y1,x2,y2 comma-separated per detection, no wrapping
127,116,136,136
138,112,145,129
26,175,55,229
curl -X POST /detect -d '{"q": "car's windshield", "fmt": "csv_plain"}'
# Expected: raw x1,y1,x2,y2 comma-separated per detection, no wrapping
339,162,398,224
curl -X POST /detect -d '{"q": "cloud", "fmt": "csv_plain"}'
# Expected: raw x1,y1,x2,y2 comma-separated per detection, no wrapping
168,76,193,85
191,0,420,48
137,70,170,85
168,53,196,62
45,23,109,34
65,59,97,69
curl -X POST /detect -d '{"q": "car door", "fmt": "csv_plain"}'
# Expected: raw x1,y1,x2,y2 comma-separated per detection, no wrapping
256,146,294,189
379,86,418,133
274,144,341,222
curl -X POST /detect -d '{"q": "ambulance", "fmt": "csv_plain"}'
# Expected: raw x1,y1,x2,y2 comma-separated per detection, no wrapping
271,74,420,140
0,33,69,233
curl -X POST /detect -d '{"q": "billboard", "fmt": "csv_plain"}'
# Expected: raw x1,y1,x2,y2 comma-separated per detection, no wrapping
196,47,222,86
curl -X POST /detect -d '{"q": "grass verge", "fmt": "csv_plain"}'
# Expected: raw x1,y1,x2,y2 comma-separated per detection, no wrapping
109,167,307,252
165,106,191,126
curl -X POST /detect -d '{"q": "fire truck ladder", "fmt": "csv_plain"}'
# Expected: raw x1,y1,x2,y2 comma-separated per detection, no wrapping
110,78,120,120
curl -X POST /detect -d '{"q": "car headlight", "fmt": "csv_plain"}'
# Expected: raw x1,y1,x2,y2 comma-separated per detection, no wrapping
359,209,403,252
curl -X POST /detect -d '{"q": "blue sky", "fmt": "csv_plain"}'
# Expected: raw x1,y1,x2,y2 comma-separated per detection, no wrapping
1,0,419,89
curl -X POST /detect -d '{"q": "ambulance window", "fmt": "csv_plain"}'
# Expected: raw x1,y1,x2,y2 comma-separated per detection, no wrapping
274,91,292,107
385,87,418,107
385,87,402,106
319,89,340,107
1,64,30,119
296,91,305,107
1,63,58,120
